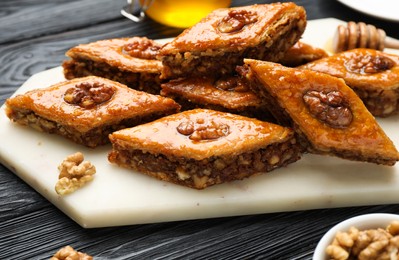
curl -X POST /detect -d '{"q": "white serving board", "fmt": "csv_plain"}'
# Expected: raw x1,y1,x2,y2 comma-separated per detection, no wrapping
1,18,399,228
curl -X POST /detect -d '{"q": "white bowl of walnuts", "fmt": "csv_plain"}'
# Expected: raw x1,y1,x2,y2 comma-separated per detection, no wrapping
313,213,399,260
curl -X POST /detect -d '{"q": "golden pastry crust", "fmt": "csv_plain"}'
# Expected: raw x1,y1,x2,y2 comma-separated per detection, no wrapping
109,109,293,159
5,76,180,147
158,2,306,79
160,76,271,120
63,37,163,94
108,109,301,189
278,41,329,67
241,59,399,165
299,48,399,117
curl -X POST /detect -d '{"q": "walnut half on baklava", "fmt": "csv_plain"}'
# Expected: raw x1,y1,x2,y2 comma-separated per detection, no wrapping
240,59,399,166
108,109,301,189
299,48,399,117
158,2,307,79
5,76,180,148
63,37,163,94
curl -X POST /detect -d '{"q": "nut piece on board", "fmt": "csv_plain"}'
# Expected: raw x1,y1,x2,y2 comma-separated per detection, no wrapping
55,152,96,195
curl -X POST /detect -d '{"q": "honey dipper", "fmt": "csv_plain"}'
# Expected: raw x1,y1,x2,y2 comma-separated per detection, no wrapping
332,21,399,53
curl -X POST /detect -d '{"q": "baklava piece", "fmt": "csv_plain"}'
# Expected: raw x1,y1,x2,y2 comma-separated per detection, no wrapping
160,75,272,120
278,41,329,67
63,37,163,94
5,76,180,148
108,109,301,189
299,48,399,117
239,59,399,165
158,3,306,79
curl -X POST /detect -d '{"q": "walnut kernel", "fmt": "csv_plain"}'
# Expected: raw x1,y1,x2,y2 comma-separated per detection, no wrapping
177,118,230,141
387,221,399,236
345,54,395,74
303,90,353,128
55,152,96,195
217,10,258,33
326,221,399,260
50,245,92,260
64,81,115,109
122,38,161,59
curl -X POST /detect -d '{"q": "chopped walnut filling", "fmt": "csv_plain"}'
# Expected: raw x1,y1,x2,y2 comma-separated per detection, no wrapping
55,152,96,195
176,118,230,141
64,81,115,109
303,90,353,128
217,9,258,33
108,136,300,189
326,221,399,260
50,245,92,260
345,54,395,74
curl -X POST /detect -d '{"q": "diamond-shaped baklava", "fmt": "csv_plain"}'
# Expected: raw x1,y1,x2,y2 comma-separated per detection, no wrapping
5,76,180,148
63,37,163,94
108,109,301,189
240,59,399,165
299,48,399,117
160,75,272,120
158,2,306,79
278,41,329,67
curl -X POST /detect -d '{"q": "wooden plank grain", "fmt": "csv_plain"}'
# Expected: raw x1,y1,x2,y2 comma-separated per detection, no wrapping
0,171,49,223
1,205,398,259
0,0,128,44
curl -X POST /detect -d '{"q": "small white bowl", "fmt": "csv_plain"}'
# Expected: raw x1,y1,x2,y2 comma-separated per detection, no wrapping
313,213,399,260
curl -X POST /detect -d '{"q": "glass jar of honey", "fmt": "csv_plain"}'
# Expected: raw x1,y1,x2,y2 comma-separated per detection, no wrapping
122,0,231,28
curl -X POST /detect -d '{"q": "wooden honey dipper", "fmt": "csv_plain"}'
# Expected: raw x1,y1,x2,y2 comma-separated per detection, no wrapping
332,21,399,53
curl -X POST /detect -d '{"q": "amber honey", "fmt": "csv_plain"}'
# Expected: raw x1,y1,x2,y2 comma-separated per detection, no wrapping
140,0,231,28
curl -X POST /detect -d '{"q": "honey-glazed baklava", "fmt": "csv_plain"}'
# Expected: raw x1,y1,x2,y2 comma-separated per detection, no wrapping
108,109,301,189
5,76,180,148
299,48,399,117
278,41,329,67
158,3,306,79
63,37,163,94
239,59,399,165
160,75,272,120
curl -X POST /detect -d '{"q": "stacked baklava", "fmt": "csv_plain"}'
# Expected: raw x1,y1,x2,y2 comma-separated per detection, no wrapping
5,3,399,190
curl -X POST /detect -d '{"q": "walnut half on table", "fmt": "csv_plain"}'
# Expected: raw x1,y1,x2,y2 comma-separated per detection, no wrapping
50,245,92,260
55,152,96,195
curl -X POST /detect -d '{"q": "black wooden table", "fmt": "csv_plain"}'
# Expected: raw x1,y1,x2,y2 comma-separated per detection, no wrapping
1,0,399,259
